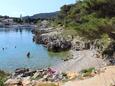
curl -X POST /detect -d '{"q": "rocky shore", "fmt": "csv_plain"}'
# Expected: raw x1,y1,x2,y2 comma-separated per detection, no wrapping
5,67,78,86
32,25,106,53
32,27,72,52
52,50,106,73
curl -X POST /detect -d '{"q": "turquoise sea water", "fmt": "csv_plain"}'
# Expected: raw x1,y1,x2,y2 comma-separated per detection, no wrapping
0,28,68,72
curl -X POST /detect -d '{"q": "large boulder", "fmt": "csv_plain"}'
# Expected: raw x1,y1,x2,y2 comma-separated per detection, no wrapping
5,79,22,86
34,34,50,44
15,68,29,75
47,38,71,52
5,77,32,86
22,70,36,77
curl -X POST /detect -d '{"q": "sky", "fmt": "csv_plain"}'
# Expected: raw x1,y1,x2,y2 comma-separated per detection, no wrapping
0,0,76,17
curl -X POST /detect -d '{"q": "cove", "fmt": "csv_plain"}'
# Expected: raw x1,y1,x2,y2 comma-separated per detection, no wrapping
0,28,69,73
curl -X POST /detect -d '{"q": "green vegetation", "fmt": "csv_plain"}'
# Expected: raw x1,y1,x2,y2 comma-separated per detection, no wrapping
13,18,23,24
0,70,8,86
81,67,96,77
55,0,115,40
0,78,5,86
48,51,71,60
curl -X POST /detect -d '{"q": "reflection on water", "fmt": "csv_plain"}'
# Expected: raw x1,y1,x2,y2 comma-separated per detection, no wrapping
48,51,71,60
0,28,68,72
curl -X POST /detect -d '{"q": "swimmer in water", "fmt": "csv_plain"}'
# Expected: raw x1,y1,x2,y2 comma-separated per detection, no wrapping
27,52,30,58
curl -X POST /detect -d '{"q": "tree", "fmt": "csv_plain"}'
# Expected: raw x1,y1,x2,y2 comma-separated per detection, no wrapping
55,0,115,39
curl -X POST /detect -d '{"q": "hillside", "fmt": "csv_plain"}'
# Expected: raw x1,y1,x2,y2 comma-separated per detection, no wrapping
55,0,115,40
31,11,59,19
23,11,59,20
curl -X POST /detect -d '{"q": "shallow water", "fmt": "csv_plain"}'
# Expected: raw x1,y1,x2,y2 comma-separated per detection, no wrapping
0,28,68,72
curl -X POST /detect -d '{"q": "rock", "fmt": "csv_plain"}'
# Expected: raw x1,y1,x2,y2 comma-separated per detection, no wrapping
5,77,32,86
43,75,49,80
72,40,85,51
13,68,29,77
6,67,80,85
22,70,36,77
47,38,71,52
14,68,37,78
21,77,31,86
109,59,115,65
66,72,78,80
33,32,72,52
5,79,22,86
90,72,96,77
103,42,115,65
53,73,63,81
64,59,69,61
67,35,73,41
15,68,29,75
32,72,40,79
36,34,50,44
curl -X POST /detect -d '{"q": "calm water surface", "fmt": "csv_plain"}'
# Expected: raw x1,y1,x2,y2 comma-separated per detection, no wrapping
0,28,68,72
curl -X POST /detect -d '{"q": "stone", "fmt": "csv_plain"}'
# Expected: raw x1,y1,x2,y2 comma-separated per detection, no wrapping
15,68,29,75
33,33,71,52
66,72,78,80
22,77,31,86
5,79,22,86
47,38,71,52
22,70,36,77
32,72,40,79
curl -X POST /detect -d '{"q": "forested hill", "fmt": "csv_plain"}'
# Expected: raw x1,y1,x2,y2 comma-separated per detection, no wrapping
31,11,59,19
56,0,115,39
24,11,59,20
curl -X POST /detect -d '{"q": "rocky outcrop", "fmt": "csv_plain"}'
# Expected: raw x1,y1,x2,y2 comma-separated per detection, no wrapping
72,39,104,51
103,42,115,65
33,29,105,52
33,34,72,52
47,37,71,52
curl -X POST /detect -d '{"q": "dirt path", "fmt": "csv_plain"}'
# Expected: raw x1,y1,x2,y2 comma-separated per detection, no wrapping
63,66,115,86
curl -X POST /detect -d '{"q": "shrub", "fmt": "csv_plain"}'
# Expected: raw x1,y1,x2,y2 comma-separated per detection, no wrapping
0,78,5,86
0,70,8,86
55,0,115,40
81,67,96,77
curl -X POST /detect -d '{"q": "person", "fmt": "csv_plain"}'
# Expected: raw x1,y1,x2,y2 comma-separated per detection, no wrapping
27,52,30,57
2,48,4,50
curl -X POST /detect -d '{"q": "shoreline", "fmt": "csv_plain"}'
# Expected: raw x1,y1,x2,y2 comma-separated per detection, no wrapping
52,49,106,73
3,26,115,86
